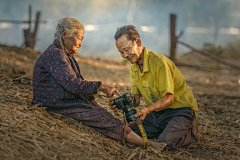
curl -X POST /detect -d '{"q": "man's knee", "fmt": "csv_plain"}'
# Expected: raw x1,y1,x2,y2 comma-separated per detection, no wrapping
157,131,183,149
157,128,196,149
157,130,177,143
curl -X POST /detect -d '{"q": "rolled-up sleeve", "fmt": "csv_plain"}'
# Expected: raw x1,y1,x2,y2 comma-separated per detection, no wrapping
157,64,174,97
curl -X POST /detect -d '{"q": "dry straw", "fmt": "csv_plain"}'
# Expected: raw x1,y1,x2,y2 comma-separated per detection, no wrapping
0,73,239,160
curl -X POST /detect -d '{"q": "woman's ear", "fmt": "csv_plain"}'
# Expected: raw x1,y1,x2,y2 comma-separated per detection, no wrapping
62,31,67,41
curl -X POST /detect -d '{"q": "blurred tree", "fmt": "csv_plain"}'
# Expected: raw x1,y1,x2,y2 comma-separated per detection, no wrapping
185,0,236,41
0,0,31,44
0,0,239,50
133,0,237,42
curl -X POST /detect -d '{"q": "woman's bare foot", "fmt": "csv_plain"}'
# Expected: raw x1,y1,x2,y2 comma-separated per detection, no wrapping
149,142,166,151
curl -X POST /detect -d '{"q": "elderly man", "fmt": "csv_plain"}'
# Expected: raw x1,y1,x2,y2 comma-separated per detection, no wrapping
111,25,198,149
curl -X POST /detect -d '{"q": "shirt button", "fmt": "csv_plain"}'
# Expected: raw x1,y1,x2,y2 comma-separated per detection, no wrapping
142,78,144,80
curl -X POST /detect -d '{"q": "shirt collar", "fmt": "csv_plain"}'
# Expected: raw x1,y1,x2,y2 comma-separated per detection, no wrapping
134,47,150,73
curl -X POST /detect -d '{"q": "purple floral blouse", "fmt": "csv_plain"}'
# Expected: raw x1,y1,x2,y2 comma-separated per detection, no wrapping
32,40,99,109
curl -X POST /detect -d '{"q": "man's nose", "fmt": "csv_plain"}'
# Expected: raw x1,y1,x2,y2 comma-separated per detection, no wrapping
122,52,128,58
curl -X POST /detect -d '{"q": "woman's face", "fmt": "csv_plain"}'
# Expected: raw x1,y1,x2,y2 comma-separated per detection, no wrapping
62,29,84,54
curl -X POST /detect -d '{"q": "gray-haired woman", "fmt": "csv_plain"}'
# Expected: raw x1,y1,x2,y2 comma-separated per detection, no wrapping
32,17,166,150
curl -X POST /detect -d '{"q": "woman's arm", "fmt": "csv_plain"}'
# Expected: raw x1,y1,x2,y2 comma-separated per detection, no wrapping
41,50,98,95
90,99,101,107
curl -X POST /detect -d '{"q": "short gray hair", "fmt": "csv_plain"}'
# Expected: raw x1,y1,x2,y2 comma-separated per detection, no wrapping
54,17,84,50
114,25,140,42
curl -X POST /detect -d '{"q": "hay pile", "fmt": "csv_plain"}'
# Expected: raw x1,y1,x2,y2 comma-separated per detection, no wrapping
1,72,239,160
0,44,239,159
0,44,40,77
0,73,171,160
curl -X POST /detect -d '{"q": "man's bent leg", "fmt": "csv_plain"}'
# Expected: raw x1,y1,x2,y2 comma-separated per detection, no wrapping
157,108,197,149
129,112,162,140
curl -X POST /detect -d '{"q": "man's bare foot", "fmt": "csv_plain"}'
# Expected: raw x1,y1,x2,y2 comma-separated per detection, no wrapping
125,131,166,150
147,139,156,142
149,142,166,151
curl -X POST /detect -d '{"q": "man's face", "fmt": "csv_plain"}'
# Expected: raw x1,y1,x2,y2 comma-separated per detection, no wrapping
116,35,141,64
63,29,84,54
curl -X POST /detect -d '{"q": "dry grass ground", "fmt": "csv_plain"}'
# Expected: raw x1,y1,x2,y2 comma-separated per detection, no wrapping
0,44,239,159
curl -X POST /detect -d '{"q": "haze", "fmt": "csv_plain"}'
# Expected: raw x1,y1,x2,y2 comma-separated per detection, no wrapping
0,0,240,59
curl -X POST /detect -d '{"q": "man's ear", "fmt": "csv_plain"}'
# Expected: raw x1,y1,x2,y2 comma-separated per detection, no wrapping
136,38,142,47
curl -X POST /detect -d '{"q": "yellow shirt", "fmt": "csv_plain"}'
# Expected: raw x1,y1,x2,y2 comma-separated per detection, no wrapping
130,48,198,117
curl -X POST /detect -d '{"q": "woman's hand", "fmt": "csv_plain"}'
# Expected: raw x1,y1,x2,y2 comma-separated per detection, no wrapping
109,96,118,111
98,84,121,98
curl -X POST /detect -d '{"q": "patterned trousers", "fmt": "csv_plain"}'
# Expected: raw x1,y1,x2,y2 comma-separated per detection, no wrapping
47,101,131,141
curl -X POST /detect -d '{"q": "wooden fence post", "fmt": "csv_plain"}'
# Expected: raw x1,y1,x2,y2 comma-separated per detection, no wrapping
170,14,177,61
24,5,41,49
0,5,47,49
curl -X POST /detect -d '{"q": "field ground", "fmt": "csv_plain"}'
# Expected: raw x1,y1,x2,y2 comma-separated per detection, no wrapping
0,44,239,159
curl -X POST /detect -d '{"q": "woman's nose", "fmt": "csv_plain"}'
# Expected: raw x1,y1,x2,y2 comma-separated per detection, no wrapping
78,40,82,47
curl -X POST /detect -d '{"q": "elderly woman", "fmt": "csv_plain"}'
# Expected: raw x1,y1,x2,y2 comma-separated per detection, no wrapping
32,17,165,150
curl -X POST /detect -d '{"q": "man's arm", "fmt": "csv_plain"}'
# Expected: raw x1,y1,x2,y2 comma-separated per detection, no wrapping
135,93,174,121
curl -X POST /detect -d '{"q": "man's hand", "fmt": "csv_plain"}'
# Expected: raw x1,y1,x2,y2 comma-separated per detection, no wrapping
128,107,150,126
135,107,150,121
98,84,121,98
130,93,174,125
128,121,137,126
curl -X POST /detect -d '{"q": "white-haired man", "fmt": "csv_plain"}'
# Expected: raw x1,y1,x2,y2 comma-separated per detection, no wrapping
110,25,198,149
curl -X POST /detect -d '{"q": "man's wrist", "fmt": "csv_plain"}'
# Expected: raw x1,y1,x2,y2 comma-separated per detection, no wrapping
147,105,155,113
146,107,151,114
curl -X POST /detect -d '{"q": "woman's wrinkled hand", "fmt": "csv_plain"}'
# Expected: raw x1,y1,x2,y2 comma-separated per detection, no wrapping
109,96,119,111
98,84,121,98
